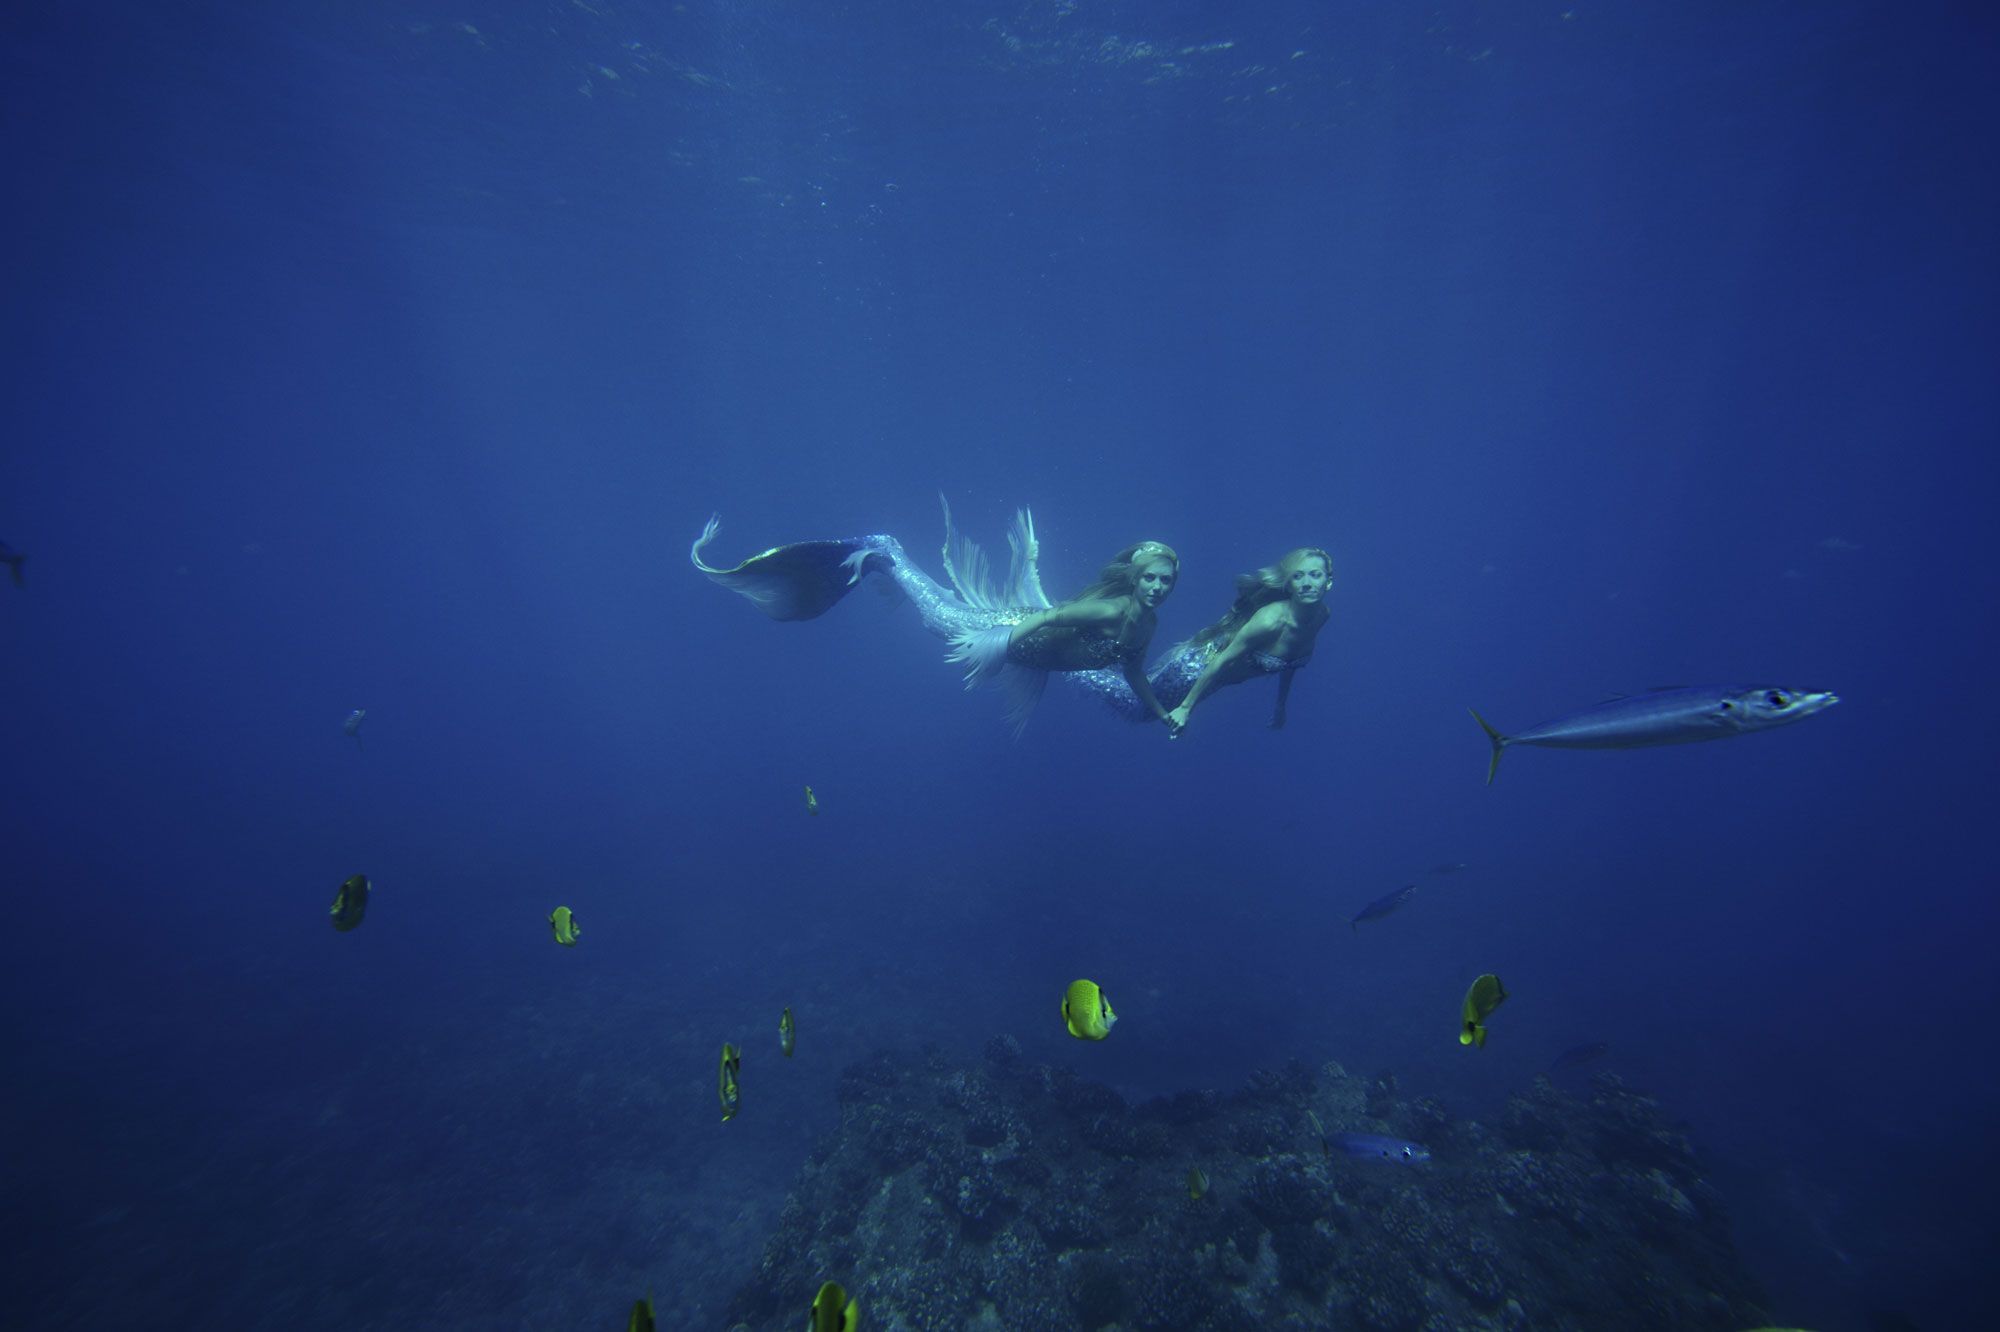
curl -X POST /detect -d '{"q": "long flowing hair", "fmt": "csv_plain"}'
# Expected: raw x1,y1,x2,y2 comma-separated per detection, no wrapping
1063,539,1180,606
1187,547,1332,650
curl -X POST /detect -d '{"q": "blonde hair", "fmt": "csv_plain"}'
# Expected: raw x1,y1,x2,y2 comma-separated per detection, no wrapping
1188,547,1331,649
1065,540,1180,605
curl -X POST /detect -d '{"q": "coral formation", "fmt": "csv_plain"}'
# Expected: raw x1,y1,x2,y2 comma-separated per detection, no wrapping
720,1047,1771,1331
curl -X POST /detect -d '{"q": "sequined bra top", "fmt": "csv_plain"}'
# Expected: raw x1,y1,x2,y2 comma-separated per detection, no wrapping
1251,649,1312,674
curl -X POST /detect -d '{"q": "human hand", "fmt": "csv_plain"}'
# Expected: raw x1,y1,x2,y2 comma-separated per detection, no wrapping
1166,705,1190,738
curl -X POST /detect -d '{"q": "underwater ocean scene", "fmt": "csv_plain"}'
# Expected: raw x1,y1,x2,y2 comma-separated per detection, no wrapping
4,3,1996,1330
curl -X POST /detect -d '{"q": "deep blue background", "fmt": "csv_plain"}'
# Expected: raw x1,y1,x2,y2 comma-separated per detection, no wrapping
4,3,1995,1328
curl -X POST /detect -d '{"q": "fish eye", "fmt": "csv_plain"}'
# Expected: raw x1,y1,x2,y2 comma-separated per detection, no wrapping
1720,700,1734,710
1767,691,1788,707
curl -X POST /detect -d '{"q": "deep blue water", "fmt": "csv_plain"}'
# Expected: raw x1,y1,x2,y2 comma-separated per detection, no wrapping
4,3,1995,1329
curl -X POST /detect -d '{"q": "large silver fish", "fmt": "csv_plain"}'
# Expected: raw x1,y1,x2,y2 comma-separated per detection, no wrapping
1327,1131,1431,1164
1470,685,1837,784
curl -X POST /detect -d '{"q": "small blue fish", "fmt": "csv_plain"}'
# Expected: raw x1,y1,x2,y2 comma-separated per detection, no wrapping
0,540,23,588
1328,1131,1431,1164
1547,1042,1610,1075
1350,884,1417,932
343,709,366,750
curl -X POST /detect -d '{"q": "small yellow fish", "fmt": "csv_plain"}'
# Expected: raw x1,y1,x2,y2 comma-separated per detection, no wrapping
548,905,580,946
779,1006,796,1058
1460,973,1508,1047
1304,1109,1335,1157
805,785,819,815
329,874,371,932
718,1042,742,1121
809,1280,858,1331
1062,978,1117,1040
627,1293,656,1331
1186,1166,1208,1200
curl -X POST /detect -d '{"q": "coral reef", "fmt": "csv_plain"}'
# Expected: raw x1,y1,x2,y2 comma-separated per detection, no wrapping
719,1046,1770,1331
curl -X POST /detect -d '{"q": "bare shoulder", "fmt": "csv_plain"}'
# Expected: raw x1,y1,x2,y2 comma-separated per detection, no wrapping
1244,602,1291,634
1060,595,1125,624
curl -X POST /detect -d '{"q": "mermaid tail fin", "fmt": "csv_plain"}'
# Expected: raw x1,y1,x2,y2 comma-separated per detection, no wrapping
946,623,1050,737
690,516,882,621
1006,507,1050,609
938,495,1050,612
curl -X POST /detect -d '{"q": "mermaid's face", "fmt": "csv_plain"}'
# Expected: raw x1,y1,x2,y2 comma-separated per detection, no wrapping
1133,557,1177,609
1287,557,1330,604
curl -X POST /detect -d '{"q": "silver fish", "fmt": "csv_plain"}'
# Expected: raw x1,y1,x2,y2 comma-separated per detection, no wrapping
1328,1131,1431,1164
1469,685,1838,784
343,709,366,749
1349,884,1417,932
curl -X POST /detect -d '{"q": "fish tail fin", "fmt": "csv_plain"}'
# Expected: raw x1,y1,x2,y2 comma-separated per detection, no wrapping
1468,707,1508,785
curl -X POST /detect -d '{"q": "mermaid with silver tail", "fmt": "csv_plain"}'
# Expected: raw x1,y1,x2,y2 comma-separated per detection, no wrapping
691,500,1188,734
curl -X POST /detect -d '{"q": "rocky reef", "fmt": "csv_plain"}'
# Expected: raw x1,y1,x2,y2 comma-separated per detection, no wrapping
720,1037,1771,1331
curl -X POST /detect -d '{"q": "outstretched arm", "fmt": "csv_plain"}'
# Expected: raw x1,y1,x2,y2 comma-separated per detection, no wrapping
1270,667,1297,729
1011,597,1121,637
1124,654,1173,727
1167,609,1280,735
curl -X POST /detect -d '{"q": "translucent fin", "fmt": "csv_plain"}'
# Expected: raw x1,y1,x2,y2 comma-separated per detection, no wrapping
690,514,727,571
1005,508,1050,609
839,547,877,586
997,666,1050,737
938,496,1047,611
946,623,1048,737
946,623,1012,688
938,494,1003,610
